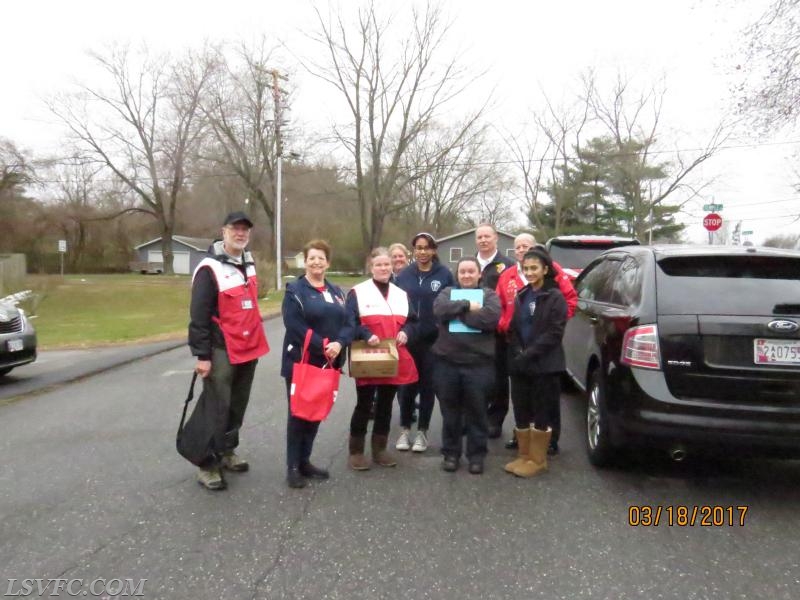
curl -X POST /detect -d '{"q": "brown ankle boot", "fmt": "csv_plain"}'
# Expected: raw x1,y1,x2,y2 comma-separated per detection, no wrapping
371,434,397,467
348,436,370,471
512,427,551,478
504,428,531,473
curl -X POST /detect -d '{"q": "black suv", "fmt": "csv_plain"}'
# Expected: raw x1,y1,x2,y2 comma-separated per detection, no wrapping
545,235,640,282
563,245,800,466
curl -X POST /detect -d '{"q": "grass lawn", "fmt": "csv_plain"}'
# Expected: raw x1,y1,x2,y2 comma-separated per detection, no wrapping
26,274,284,349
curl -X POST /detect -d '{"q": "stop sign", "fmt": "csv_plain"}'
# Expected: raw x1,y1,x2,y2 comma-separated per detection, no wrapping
703,212,722,231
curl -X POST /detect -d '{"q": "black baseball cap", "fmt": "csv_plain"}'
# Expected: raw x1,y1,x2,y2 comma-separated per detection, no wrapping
223,211,254,228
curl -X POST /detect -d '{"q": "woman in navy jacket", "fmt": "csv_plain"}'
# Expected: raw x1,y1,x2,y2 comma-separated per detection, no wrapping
393,233,455,453
506,247,567,479
281,239,351,489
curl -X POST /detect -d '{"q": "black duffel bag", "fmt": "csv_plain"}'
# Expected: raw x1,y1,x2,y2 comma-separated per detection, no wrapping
176,372,219,466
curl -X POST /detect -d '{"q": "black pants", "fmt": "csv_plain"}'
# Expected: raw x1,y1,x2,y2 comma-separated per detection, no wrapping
398,341,436,430
509,372,561,444
487,335,510,428
351,384,398,437
199,347,257,467
284,378,321,470
434,359,494,460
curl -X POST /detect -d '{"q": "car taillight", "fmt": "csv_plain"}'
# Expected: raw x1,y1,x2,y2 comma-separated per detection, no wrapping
621,325,661,369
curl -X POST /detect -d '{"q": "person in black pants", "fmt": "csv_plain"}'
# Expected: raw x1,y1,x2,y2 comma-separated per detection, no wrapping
281,239,351,489
432,257,501,474
506,248,567,478
345,247,418,470
474,223,515,439
394,233,455,453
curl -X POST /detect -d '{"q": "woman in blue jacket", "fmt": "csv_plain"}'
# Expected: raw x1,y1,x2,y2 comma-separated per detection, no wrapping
281,239,351,489
393,233,455,453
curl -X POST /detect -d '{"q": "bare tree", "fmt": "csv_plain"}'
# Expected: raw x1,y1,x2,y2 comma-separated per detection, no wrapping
0,138,34,201
306,0,488,252
401,120,502,234
736,0,800,133
588,72,729,240
200,39,291,256
49,44,213,274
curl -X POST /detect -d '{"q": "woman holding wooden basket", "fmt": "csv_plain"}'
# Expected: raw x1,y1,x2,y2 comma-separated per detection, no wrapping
345,247,418,470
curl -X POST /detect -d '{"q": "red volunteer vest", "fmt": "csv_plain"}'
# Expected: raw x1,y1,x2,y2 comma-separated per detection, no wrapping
353,279,418,386
194,257,269,364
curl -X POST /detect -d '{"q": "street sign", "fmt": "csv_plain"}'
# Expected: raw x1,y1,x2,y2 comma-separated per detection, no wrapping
702,203,723,211
742,230,753,235
703,213,723,232
58,240,67,253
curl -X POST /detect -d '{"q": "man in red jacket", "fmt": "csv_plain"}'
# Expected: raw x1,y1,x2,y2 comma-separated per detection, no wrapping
495,233,577,450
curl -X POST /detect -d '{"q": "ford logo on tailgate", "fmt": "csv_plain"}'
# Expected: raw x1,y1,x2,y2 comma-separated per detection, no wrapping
767,319,800,333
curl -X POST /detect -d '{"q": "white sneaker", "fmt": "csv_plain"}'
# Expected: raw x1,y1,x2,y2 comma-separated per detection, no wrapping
411,430,428,453
396,429,411,451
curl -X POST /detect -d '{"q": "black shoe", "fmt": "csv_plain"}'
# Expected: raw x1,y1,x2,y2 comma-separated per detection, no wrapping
487,424,502,439
299,462,330,479
504,436,518,450
547,443,559,456
286,467,307,488
442,456,460,472
468,460,484,475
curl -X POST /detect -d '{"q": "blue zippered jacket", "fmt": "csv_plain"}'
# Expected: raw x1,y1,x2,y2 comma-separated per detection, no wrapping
280,276,352,378
394,261,455,344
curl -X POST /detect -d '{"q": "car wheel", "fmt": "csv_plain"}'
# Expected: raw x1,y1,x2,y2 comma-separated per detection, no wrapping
0,367,13,377
586,368,616,467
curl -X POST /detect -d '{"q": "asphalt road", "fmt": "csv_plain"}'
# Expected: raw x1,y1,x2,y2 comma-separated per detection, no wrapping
2,318,800,599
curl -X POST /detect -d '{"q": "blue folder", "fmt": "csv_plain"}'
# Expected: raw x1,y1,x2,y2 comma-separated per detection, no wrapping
448,289,483,333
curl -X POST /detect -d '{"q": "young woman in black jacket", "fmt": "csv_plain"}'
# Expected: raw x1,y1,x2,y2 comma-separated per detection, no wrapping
506,248,567,478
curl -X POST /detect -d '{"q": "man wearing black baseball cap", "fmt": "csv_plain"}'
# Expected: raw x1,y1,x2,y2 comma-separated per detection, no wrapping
187,211,269,490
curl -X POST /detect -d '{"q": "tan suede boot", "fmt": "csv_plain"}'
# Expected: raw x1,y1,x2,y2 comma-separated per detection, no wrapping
512,427,551,478
371,434,398,467
504,428,531,473
348,436,370,471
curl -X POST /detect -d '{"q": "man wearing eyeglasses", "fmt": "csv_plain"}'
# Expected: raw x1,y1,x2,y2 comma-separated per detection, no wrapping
188,212,270,490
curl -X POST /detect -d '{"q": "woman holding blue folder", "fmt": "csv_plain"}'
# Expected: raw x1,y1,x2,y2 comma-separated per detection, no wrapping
431,257,501,474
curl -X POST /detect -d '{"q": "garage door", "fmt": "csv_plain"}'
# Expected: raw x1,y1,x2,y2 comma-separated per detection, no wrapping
147,250,190,274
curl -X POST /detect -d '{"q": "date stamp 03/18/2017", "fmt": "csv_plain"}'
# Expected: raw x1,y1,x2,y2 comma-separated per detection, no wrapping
628,505,749,527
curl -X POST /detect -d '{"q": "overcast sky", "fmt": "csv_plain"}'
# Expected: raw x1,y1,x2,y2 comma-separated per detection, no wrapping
2,0,798,244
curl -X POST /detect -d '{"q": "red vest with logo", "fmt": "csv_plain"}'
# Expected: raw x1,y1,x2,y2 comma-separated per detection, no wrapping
353,279,418,386
193,257,270,364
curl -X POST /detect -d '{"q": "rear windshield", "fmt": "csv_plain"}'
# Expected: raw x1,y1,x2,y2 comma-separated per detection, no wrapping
548,241,637,269
657,255,800,315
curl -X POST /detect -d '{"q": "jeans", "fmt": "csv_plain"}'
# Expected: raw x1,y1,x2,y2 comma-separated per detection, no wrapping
351,384,398,437
509,373,561,443
398,341,436,430
285,378,321,469
434,359,494,460
198,347,257,467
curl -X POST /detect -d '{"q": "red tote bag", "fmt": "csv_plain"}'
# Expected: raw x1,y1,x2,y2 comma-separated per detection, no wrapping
290,330,341,422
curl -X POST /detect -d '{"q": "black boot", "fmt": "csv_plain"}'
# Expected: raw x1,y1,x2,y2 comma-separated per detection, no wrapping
287,467,307,488
300,461,330,479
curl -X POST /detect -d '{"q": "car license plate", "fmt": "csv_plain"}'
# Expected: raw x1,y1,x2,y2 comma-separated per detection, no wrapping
7,339,24,352
754,338,800,365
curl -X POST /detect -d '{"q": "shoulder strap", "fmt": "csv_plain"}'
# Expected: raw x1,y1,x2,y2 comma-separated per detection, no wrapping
177,372,198,433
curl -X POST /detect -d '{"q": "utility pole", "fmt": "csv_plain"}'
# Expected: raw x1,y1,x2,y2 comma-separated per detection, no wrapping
272,70,287,291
